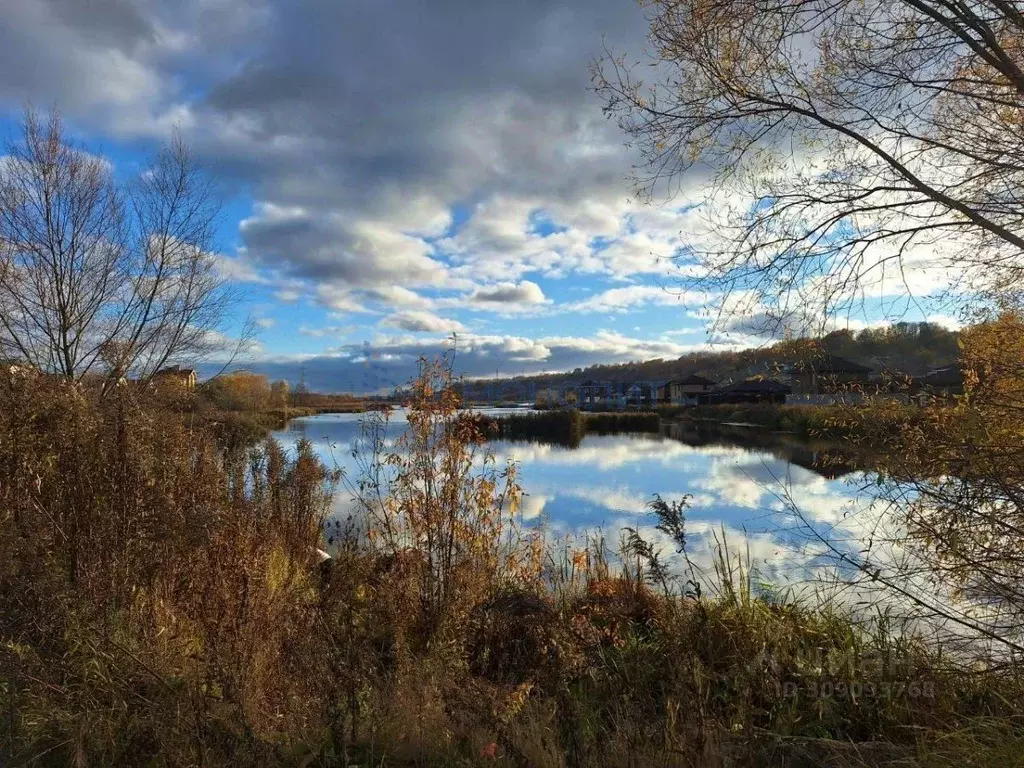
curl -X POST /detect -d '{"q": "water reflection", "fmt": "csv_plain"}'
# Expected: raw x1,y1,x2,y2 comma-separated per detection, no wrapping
664,420,859,480
272,411,874,588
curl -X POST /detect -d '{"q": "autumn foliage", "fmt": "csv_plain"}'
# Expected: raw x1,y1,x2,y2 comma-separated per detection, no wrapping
1,357,1023,766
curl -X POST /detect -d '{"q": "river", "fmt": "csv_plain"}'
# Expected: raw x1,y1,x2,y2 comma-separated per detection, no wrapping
271,410,880,591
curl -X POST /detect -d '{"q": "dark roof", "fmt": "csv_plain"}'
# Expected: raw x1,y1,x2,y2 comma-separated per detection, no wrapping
921,365,964,388
676,373,717,386
792,355,872,374
716,378,792,395
155,365,196,376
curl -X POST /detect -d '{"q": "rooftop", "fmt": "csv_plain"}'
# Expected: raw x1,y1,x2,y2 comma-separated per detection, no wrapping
716,378,792,394
676,373,717,386
921,364,964,387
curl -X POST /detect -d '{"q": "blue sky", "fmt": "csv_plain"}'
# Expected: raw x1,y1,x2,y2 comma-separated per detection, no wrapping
0,0,960,392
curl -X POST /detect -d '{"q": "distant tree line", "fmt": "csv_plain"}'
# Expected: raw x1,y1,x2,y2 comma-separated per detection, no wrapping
461,322,959,397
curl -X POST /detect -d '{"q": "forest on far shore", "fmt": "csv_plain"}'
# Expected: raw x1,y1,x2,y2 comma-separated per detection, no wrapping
463,321,961,390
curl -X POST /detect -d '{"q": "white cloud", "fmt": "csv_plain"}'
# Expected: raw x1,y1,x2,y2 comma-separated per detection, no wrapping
365,285,437,310
520,494,548,520
299,325,355,338
239,330,716,392
314,285,369,314
0,0,977,369
466,280,549,310
274,282,304,303
564,485,696,516
380,310,467,334
565,285,704,314
216,254,269,284
925,313,965,331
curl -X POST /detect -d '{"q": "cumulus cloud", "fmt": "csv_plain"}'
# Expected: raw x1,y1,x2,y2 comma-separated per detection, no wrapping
565,285,704,314
274,282,304,303
467,280,548,309
216,254,269,284
0,0,692,321
299,325,355,339
233,330,711,392
0,0,971,352
313,285,369,314
238,204,452,289
380,310,467,334
0,0,268,135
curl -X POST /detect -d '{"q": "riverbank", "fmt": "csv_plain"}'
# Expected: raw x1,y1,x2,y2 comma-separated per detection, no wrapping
667,401,922,439
5,368,1022,766
475,401,919,448
2,376,1019,766
476,409,659,446
184,405,370,452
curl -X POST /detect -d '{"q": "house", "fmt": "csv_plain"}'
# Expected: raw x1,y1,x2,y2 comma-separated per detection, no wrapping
866,360,917,393
578,379,609,407
710,378,792,404
153,365,197,390
788,355,873,394
918,364,964,397
658,374,718,404
624,381,656,408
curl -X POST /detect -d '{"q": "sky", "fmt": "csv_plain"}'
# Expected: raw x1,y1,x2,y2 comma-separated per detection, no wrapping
0,0,961,392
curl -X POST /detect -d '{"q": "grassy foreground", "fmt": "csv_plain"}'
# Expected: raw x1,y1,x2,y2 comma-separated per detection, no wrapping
1,365,1021,766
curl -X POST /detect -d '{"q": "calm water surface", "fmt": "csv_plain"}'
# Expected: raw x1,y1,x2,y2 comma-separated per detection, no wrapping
271,410,876,586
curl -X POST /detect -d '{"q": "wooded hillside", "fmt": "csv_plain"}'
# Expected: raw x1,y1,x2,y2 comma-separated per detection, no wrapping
464,322,959,392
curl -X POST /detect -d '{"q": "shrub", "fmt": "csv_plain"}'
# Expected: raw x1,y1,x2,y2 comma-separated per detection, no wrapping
2,361,1022,766
0,371,336,765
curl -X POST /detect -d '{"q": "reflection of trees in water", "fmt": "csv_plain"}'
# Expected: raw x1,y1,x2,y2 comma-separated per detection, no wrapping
662,421,858,480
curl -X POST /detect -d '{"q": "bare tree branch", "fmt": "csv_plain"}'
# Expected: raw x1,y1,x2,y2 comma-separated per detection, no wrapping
0,109,239,381
594,0,1024,332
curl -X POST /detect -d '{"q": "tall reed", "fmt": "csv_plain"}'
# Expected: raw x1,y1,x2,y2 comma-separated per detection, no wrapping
2,361,1021,766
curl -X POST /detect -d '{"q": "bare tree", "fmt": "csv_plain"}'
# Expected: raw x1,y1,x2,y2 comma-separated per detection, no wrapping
0,109,239,381
594,1,1024,330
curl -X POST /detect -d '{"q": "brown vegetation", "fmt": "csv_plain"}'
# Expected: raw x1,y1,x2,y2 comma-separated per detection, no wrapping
476,410,660,448
2,358,1022,766
814,311,1024,656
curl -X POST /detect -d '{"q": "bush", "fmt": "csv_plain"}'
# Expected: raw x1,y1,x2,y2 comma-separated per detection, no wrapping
477,409,659,447
2,362,1021,766
477,408,587,446
0,371,336,765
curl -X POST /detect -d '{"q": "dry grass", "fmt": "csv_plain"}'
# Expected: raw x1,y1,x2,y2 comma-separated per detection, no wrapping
1,361,1021,767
